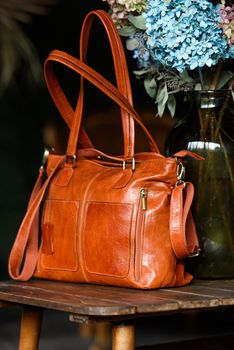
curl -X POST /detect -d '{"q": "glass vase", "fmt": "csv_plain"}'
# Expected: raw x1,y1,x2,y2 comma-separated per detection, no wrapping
166,90,234,278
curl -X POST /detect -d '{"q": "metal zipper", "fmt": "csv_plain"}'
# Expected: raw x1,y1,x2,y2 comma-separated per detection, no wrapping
141,189,148,210
135,189,148,281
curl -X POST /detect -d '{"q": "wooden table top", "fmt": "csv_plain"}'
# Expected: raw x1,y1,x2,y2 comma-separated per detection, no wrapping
0,279,234,319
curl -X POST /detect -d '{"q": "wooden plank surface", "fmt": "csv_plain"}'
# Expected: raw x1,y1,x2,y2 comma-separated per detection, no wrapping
0,280,135,316
0,279,234,317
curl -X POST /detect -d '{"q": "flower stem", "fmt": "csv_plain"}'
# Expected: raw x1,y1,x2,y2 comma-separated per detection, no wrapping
214,92,230,140
198,68,205,90
210,60,224,90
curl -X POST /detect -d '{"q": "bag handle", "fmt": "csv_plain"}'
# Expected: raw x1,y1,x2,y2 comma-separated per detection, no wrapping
78,10,135,155
44,50,159,159
45,10,135,154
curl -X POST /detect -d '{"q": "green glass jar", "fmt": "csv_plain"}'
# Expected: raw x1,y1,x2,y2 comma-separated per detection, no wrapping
166,90,234,278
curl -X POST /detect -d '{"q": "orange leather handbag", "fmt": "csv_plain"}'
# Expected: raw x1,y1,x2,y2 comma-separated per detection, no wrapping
8,10,201,289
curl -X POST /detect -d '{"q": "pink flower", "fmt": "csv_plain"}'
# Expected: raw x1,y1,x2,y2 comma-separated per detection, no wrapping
218,3,234,46
103,0,147,28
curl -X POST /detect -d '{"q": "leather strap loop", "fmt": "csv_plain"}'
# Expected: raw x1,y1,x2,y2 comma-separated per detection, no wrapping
170,182,199,259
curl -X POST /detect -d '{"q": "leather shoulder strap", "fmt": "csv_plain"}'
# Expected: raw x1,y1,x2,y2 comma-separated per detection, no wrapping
8,158,65,281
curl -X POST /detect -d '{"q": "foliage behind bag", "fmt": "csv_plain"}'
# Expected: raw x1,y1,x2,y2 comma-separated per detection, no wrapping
8,10,201,289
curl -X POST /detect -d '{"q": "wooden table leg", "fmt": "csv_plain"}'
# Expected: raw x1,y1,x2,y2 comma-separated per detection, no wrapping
90,322,111,350
19,306,43,350
112,323,135,350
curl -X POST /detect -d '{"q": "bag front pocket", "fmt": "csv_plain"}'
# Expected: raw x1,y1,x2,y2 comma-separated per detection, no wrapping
40,199,79,271
83,201,133,278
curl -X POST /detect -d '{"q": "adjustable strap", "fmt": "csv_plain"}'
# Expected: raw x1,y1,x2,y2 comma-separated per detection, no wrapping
170,182,200,259
8,158,65,281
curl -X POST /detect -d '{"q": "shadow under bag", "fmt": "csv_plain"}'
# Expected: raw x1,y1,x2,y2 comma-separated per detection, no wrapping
8,10,201,289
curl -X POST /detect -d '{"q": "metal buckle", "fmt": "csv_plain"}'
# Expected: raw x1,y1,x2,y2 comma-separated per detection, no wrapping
65,154,77,165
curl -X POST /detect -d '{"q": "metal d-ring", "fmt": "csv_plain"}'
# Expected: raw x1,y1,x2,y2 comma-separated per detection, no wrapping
41,146,55,170
177,161,185,182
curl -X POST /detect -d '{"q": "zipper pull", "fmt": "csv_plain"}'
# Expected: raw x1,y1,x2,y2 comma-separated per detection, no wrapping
141,189,147,210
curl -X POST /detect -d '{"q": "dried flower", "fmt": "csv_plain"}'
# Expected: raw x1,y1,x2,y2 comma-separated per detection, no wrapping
103,0,147,27
217,2,234,47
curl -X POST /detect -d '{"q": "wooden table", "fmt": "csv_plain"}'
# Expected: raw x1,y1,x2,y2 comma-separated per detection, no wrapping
0,279,234,349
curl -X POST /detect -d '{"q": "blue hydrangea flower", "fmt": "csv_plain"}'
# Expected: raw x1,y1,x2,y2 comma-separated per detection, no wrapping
142,0,232,72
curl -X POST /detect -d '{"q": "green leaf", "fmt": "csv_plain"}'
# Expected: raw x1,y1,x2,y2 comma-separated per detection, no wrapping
167,94,176,118
217,70,234,89
149,78,157,89
118,25,136,37
155,83,168,117
156,83,168,103
128,15,146,30
126,38,139,51
157,100,166,118
144,77,157,98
